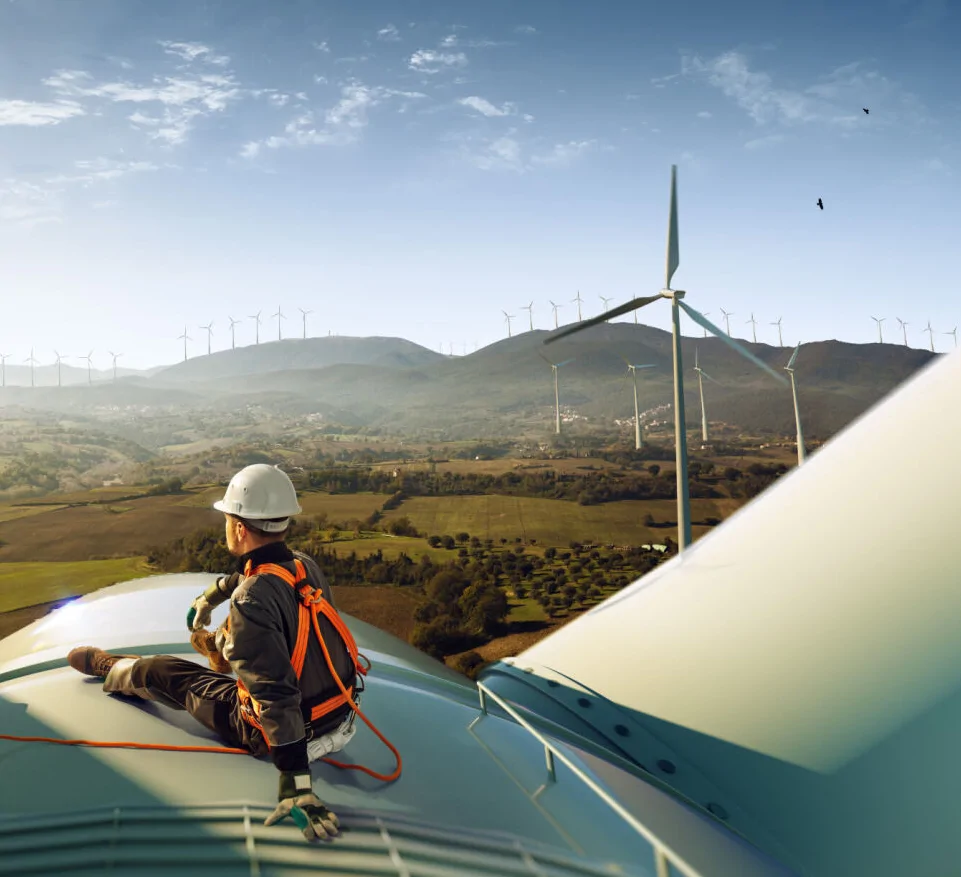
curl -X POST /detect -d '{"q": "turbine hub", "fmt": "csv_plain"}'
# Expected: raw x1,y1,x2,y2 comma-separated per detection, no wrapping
660,289,685,300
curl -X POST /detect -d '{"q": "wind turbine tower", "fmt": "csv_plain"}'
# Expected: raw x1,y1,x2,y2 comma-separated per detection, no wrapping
599,296,613,321
701,313,711,338
771,317,784,347
25,349,38,387
250,312,262,345
109,351,122,382
299,308,312,339
784,344,807,466
626,362,656,450
521,301,534,331
572,291,583,322
549,300,562,329
925,321,935,352
545,165,785,552
945,327,958,349
720,308,733,336
200,322,214,356
53,351,67,388
0,353,8,388
897,317,909,347
871,315,885,344
692,348,719,443
228,317,240,349
273,306,284,341
540,354,574,435
178,326,191,362
747,313,758,343
81,351,94,385
502,310,515,338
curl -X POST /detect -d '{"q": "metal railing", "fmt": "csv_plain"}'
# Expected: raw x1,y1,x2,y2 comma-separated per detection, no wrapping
474,681,708,877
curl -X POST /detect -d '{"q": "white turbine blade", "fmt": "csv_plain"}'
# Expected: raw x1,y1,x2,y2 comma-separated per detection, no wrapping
635,363,657,369
677,301,787,385
666,165,679,288
786,344,800,370
700,370,722,385
544,293,664,344
556,358,575,367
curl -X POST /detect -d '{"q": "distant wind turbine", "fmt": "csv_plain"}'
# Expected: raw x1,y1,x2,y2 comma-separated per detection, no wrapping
200,322,214,356
549,300,562,329
693,348,720,443
720,308,733,336
701,312,711,338
521,301,534,331
25,349,38,387
545,164,786,552
626,361,656,450
599,296,613,321
273,306,284,341
784,344,807,466
945,327,958,349
228,317,241,349
539,353,574,435
746,313,758,343
896,317,909,347
53,351,66,388
109,351,122,382
299,308,312,339
249,311,262,345
0,353,8,388
771,316,784,347
502,310,515,338
572,291,584,322
871,315,885,344
925,321,935,352
81,351,94,385
178,326,191,362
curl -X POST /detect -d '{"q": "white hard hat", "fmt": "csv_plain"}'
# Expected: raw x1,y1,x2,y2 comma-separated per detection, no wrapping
213,464,302,531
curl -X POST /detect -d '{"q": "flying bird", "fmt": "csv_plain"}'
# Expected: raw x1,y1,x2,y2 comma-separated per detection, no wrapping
817,198,824,210
863,107,869,114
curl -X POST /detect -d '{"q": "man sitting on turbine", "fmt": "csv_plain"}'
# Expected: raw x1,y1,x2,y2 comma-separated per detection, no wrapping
67,464,363,842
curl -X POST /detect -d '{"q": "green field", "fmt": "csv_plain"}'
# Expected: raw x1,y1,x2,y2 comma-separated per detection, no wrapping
384,495,741,546
0,504,69,524
323,535,459,563
0,557,149,614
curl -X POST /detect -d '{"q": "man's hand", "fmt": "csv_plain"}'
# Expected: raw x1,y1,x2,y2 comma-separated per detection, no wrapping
186,594,213,631
265,771,339,841
265,793,340,841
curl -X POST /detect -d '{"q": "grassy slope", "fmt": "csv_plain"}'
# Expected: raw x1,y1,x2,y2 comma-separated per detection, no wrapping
0,557,149,613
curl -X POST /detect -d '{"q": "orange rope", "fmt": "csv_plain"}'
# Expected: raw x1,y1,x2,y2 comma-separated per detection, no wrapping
0,734,250,755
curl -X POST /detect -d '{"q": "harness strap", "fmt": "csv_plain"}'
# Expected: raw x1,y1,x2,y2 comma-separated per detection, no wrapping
233,557,401,782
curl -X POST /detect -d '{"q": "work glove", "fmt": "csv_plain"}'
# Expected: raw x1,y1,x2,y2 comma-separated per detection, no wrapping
265,771,340,841
186,573,242,631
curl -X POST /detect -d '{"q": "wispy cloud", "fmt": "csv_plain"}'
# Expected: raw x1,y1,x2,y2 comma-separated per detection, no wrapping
682,51,929,131
530,140,598,168
0,99,85,126
46,157,162,186
458,131,598,173
651,73,681,88
440,34,506,49
744,133,785,150
314,41,330,53
457,96,516,117
44,56,243,147
377,24,401,42
697,110,712,118
244,81,426,155
408,50,468,74
514,25,538,34
0,180,63,228
159,41,229,66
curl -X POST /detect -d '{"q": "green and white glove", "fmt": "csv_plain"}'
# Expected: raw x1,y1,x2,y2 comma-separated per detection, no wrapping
265,772,340,841
186,574,241,631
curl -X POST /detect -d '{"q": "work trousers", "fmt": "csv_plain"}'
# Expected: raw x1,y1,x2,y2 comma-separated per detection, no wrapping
103,655,268,756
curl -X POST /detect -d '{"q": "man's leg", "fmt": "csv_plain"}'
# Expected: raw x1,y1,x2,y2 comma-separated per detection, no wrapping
101,654,267,755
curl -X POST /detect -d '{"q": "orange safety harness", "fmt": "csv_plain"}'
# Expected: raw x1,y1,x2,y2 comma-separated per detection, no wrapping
235,558,401,782
0,562,402,783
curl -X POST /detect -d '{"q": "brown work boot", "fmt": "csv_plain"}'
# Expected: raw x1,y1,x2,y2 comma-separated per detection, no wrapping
190,630,232,674
67,646,141,678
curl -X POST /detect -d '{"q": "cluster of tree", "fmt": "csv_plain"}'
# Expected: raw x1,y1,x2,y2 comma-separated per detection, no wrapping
145,477,184,496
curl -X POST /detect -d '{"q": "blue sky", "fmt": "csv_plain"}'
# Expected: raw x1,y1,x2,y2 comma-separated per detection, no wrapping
0,0,958,369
